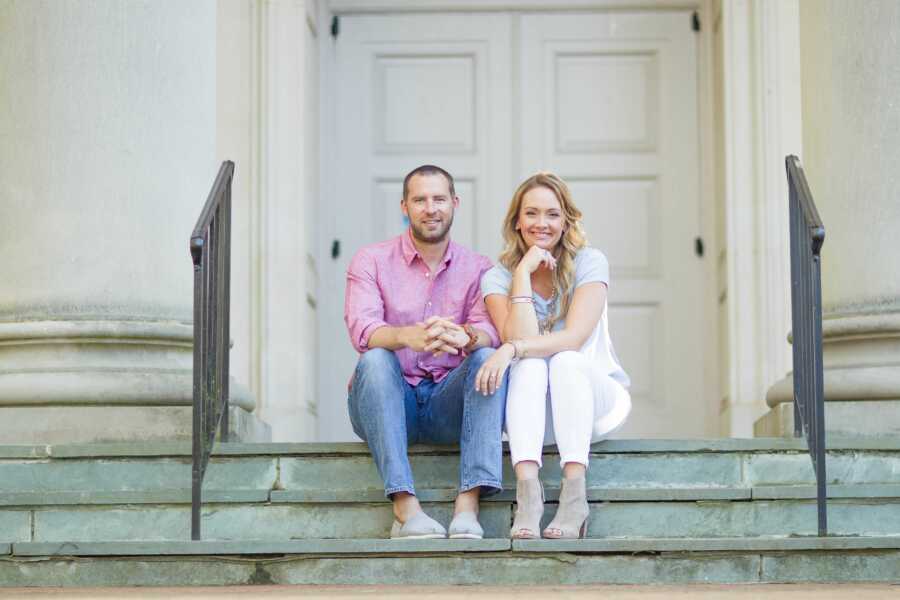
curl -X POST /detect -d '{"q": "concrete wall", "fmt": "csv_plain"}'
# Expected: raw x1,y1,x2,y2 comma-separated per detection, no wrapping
799,1,900,316
1,0,215,323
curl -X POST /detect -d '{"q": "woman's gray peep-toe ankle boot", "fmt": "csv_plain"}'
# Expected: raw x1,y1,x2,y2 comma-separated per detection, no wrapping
510,478,544,539
543,476,589,539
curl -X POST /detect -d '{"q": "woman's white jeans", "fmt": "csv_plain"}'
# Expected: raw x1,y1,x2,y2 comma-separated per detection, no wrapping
506,351,629,468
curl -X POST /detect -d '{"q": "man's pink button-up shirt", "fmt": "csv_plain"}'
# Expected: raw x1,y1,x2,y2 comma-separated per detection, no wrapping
344,230,500,386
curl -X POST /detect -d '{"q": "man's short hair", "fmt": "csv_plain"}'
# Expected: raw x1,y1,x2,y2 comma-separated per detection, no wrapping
402,165,456,201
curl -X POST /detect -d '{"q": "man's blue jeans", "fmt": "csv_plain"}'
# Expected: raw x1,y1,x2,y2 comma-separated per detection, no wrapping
348,347,507,498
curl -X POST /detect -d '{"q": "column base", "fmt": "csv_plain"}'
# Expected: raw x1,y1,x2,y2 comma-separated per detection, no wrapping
754,400,900,438
0,319,269,443
760,312,900,438
0,404,271,444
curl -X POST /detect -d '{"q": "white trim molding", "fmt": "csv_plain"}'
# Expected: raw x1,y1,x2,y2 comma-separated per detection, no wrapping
255,0,318,441
720,0,800,436
753,0,801,406
327,0,700,14
696,0,720,437
721,0,760,437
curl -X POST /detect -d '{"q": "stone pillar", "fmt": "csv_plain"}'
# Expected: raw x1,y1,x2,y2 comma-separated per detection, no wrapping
0,1,264,442
758,1,900,436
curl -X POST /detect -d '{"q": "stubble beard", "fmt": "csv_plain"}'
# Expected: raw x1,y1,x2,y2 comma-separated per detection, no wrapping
410,213,454,245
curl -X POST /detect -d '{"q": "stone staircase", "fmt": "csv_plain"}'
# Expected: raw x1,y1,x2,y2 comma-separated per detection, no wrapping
2,438,900,586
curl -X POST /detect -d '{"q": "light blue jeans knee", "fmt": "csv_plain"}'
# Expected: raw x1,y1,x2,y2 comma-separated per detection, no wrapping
347,347,507,498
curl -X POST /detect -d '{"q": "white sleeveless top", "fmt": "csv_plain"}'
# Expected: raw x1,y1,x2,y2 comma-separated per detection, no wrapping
481,247,631,440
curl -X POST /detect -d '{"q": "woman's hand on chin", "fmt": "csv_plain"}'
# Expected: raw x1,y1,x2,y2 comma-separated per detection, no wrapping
518,245,558,274
475,342,516,396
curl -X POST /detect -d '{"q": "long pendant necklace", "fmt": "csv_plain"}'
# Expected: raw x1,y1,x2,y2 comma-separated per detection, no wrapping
538,284,558,335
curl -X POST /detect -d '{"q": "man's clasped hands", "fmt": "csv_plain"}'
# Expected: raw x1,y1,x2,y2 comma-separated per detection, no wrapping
403,316,471,357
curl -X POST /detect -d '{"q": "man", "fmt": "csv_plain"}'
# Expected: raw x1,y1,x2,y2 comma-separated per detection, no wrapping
345,165,506,539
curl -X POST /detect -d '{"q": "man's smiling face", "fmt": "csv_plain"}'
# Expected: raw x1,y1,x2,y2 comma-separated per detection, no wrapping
402,173,458,244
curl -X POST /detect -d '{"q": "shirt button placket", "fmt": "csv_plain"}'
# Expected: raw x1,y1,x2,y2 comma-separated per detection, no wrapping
424,269,434,320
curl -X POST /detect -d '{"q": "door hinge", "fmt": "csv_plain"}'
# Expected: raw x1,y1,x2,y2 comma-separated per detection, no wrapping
331,15,340,39
695,237,705,258
692,11,701,32
331,239,341,259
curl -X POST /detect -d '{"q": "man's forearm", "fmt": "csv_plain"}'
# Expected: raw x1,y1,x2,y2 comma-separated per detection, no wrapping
366,325,411,351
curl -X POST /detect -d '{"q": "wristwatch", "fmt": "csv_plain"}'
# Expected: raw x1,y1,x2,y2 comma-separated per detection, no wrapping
462,323,479,353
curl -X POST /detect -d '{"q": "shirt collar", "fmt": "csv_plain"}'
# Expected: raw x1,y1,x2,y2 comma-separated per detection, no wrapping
400,228,455,267
400,228,419,265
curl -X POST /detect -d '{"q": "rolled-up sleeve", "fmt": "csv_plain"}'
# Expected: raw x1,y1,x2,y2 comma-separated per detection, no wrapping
344,249,388,352
465,260,500,347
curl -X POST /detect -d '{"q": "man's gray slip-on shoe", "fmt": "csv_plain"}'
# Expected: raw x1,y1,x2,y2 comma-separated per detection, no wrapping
448,511,484,539
389,511,447,539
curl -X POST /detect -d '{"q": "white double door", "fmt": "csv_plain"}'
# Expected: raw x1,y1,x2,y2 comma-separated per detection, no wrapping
319,11,705,441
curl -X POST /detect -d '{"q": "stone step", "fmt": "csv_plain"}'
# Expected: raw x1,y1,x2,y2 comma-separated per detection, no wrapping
9,535,900,557
1,438,900,544
4,497,900,543
3,540,900,585
4,438,900,501
6,502,512,542
4,482,899,508
3,439,900,586
580,498,900,538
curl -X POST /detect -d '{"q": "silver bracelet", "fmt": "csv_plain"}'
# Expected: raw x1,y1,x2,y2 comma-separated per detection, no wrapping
504,341,519,363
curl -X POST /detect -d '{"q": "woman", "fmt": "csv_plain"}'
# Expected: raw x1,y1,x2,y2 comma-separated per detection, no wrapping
476,172,631,539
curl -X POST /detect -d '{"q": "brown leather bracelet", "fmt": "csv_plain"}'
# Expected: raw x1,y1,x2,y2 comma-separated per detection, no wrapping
462,323,479,353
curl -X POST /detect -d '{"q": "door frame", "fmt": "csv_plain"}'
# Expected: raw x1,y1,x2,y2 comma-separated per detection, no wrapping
316,0,723,437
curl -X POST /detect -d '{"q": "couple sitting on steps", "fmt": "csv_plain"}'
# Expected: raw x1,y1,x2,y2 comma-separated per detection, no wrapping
345,164,631,540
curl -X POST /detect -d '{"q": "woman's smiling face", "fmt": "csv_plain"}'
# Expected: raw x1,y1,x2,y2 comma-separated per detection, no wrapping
516,185,565,251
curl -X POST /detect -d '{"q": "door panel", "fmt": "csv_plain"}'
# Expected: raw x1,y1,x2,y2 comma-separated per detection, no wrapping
520,12,704,437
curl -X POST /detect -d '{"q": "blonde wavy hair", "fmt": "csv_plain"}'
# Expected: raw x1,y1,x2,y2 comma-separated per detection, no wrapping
499,172,587,331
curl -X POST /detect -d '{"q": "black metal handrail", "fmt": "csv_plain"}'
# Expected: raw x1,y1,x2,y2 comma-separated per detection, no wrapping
786,155,827,536
190,160,234,541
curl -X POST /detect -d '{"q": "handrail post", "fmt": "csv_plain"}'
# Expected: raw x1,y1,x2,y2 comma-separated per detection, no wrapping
785,155,827,536
190,161,235,541
190,237,204,541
